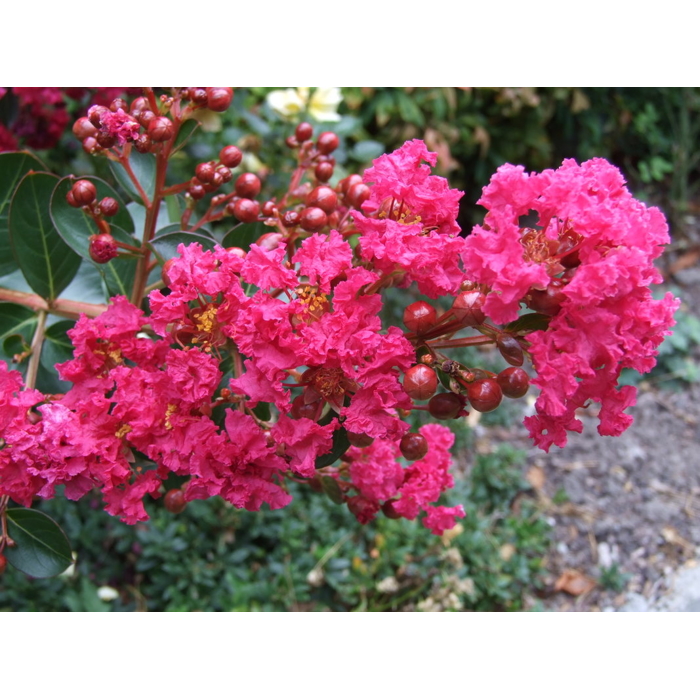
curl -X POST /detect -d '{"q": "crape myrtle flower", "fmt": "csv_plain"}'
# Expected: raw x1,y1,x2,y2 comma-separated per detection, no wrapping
461,159,680,450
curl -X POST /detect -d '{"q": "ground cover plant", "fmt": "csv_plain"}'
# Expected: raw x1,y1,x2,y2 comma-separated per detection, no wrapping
0,88,679,609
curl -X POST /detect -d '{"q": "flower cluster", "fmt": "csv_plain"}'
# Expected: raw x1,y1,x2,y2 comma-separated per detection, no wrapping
462,159,679,449
0,123,678,535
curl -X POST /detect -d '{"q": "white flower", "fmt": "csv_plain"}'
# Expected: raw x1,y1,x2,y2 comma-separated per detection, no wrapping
97,585,120,602
266,87,342,122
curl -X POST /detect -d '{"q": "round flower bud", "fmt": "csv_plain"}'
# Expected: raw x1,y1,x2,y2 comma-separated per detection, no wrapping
164,489,186,514
0,552,6,576
99,197,119,217
381,499,402,520
452,290,486,326
347,182,371,209
496,367,530,398
300,207,328,232
134,134,152,153
65,189,78,208
130,96,149,113
137,110,156,127
235,173,261,199
189,88,208,105
347,432,374,448
282,210,300,227
195,162,216,183
262,200,277,217
496,334,524,367
148,116,174,142
285,136,299,149
206,87,233,112
110,98,128,113
307,185,338,214
315,161,334,182
403,300,437,334
295,122,313,142
161,258,176,287
291,395,321,420
527,281,567,316
72,180,97,206
209,171,224,189
428,392,463,420
317,131,339,155
82,136,100,155
255,232,283,251
340,174,363,196
399,432,429,461
96,132,117,149
87,105,108,127
220,145,243,168
188,183,206,200
403,364,438,401
72,117,97,141
217,166,232,183
89,234,118,264
233,198,260,223
467,379,503,413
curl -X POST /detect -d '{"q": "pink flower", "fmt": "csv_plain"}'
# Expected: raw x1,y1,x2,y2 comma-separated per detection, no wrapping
99,108,141,146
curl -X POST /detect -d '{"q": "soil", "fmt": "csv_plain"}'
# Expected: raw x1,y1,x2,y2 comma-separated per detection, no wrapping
472,244,700,612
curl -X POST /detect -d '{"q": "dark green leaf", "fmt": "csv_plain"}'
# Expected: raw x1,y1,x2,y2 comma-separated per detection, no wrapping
320,476,345,505
315,426,350,469
38,319,75,393
252,401,271,422
109,151,156,205
0,303,37,367
100,225,139,298
149,231,217,263
0,152,45,277
222,221,266,252
50,176,134,260
504,313,551,335
4,507,73,578
172,119,200,154
9,172,81,300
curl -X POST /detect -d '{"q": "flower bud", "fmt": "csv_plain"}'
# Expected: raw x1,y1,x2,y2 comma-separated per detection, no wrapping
295,122,313,142
403,301,437,334
72,180,97,206
195,162,216,183
381,499,403,520
233,198,260,223
347,431,374,448
282,210,300,228
400,432,429,461
148,116,174,142
496,334,524,367
220,145,243,168
317,131,339,155
496,367,530,398
87,105,108,127
164,489,186,514
235,173,261,199
307,185,338,214
300,207,328,232
466,379,503,412
99,197,119,217
347,183,370,209
452,290,486,326
72,117,97,141
315,161,334,182
428,392,464,420
206,87,234,112
89,233,118,264
403,364,438,401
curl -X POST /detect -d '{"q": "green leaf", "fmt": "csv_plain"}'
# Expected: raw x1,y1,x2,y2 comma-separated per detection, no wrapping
4,507,73,578
0,302,37,368
109,151,156,205
172,118,200,154
315,426,350,469
0,152,46,277
37,319,75,393
100,225,139,298
222,221,266,252
252,401,271,422
505,313,551,335
50,175,134,260
149,231,217,264
9,172,81,301
320,476,345,505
